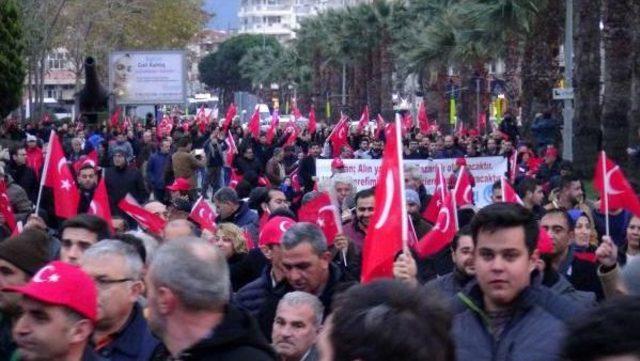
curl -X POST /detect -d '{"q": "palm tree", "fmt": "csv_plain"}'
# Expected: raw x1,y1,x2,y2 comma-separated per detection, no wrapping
573,0,602,178
601,0,633,165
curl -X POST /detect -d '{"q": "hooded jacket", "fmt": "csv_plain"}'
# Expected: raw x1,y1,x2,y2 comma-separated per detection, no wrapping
151,305,276,361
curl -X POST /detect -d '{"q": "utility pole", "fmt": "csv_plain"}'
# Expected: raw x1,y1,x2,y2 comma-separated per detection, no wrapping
562,0,574,161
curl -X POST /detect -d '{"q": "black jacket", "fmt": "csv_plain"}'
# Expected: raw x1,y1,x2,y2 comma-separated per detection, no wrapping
6,162,38,203
105,165,149,218
151,305,276,361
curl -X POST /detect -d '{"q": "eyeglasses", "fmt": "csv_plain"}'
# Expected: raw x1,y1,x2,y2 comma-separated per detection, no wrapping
93,277,133,288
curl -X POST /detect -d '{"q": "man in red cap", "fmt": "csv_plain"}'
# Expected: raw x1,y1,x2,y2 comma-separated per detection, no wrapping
5,261,99,361
234,216,295,337
166,177,192,201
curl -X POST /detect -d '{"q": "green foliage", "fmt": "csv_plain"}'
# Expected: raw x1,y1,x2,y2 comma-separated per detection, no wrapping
199,34,282,93
0,0,25,118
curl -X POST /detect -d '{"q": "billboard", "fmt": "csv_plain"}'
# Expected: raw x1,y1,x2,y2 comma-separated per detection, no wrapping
109,51,186,105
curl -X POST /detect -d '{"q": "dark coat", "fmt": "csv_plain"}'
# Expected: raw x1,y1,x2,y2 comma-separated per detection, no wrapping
298,155,316,192
228,252,258,292
95,303,161,361
233,265,280,319
105,165,149,218
424,269,473,300
151,305,276,361
215,201,259,230
6,162,38,203
452,284,567,361
146,151,170,191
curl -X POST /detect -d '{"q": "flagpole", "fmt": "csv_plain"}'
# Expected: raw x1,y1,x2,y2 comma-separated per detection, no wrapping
34,131,54,213
452,165,462,230
327,190,347,267
501,176,506,203
602,151,610,237
395,113,409,251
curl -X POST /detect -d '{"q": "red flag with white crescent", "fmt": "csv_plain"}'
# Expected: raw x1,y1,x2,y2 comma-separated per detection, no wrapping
356,105,370,133
225,132,237,165
221,103,237,133
307,106,317,135
43,131,79,219
247,106,261,139
0,180,16,233
594,151,640,217
327,116,349,157
422,166,448,223
501,176,523,205
189,197,217,233
453,166,474,207
361,114,407,283
298,192,341,247
118,194,167,235
418,101,430,134
88,175,113,232
414,193,457,258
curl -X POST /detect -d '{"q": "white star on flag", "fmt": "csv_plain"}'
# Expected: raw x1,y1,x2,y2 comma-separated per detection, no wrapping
48,274,60,282
61,180,71,190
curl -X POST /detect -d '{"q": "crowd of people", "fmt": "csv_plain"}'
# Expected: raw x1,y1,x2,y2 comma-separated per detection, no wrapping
0,108,638,361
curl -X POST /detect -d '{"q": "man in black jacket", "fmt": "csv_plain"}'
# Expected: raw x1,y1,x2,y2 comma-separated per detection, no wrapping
6,146,38,203
105,147,148,222
147,239,276,360
299,143,321,193
424,226,475,299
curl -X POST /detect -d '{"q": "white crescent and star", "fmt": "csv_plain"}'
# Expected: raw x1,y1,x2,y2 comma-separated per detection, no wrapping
32,265,58,283
436,206,451,232
375,171,395,230
606,166,625,195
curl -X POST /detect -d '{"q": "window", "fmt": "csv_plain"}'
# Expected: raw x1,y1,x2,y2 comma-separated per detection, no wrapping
47,52,67,70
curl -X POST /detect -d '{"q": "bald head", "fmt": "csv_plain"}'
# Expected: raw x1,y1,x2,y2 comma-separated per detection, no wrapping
163,219,196,241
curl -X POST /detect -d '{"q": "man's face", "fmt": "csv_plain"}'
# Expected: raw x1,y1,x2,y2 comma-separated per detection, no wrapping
371,141,382,151
144,271,167,340
428,142,438,154
541,212,573,259
266,190,289,213
564,181,583,205
113,153,126,167
60,228,99,266
144,202,169,221
0,259,29,311
409,141,418,152
491,187,503,203
475,226,537,310
531,186,544,206
310,145,321,157
244,148,254,159
116,134,125,143
143,131,152,143
487,139,497,151
72,140,82,153
282,243,330,294
355,196,375,230
13,148,27,166
334,182,352,203
407,201,420,215
452,235,475,276
272,303,319,360
359,141,369,151
77,168,97,190
444,136,454,149
404,176,419,191
13,298,90,361
81,254,138,332
214,200,236,220
627,216,640,249
160,140,171,153
27,140,37,149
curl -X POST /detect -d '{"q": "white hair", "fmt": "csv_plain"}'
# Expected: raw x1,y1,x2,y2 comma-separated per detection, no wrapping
278,291,324,327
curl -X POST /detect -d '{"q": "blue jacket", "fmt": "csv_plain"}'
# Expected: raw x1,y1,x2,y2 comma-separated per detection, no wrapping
94,303,160,361
233,266,279,318
424,269,473,300
146,151,170,191
452,284,567,361
215,201,258,230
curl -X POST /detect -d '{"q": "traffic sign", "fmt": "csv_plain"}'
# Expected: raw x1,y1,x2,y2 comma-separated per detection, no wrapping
553,87,574,100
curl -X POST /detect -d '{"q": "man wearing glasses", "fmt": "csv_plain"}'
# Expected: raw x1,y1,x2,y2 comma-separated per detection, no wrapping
80,240,160,361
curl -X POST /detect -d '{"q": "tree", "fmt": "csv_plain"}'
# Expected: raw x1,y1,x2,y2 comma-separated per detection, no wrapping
573,0,601,178
199,34,282,106
601,0,633,166
0,0,26,118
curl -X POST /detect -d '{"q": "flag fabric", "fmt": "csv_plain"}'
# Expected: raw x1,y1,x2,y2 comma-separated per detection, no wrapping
422,166,448,223
307,106,317,134
284,124,298,147
43,132,79,219
374,114,385,139
453,166,474,207
190,197,217,233
229,168,242,189
292,99,302,120
361,115,406,283
266,109,279,144
501,177,523,205
356,105,370,133
449,97,457,125
157,114,173,138
196,104,208,133
418,101,430,134
110,107,121,129
414,193,457,258
593,151,640,217
402,112,414,132
0,180,16,233
509,150,518,182
478,111,487,133
537,227,554,254
87,175,113,232
327,116,349,157
225,133,238,166
118,194,167,235
247,106,261,139
72,149,99,174
298,192,341,247
221,103,237,133
407,216,419,248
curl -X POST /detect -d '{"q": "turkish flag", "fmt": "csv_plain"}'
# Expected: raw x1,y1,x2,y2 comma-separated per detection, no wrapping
307,106,317,134
88,175,113,232
356,105,370,133
247,107,260,139
0,180,16,233
423,166,448,223
414,193,457,258
221,103,237,133
157,114,173,138
327,116,349,157
298,192,341,247
453,166,474,207
361,117,406,283
225,132,237,166
292,100,302,120
229,168,242,189
407,216,419,248
72,149,99,175
291,167,302,193
43,131,79,219
190,196,217,233
266,109,279,144
118,194,166,235
403,112,414,133
374,114,385,139
110,106,121,129
501,176,523,205
594,151,640,217
284,123,298,147
418,101,430,134
537,226,554,254
477,111,487,133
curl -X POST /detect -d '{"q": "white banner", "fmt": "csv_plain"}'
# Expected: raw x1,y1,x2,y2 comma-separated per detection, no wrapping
109,51,186,105
317,157,508,208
